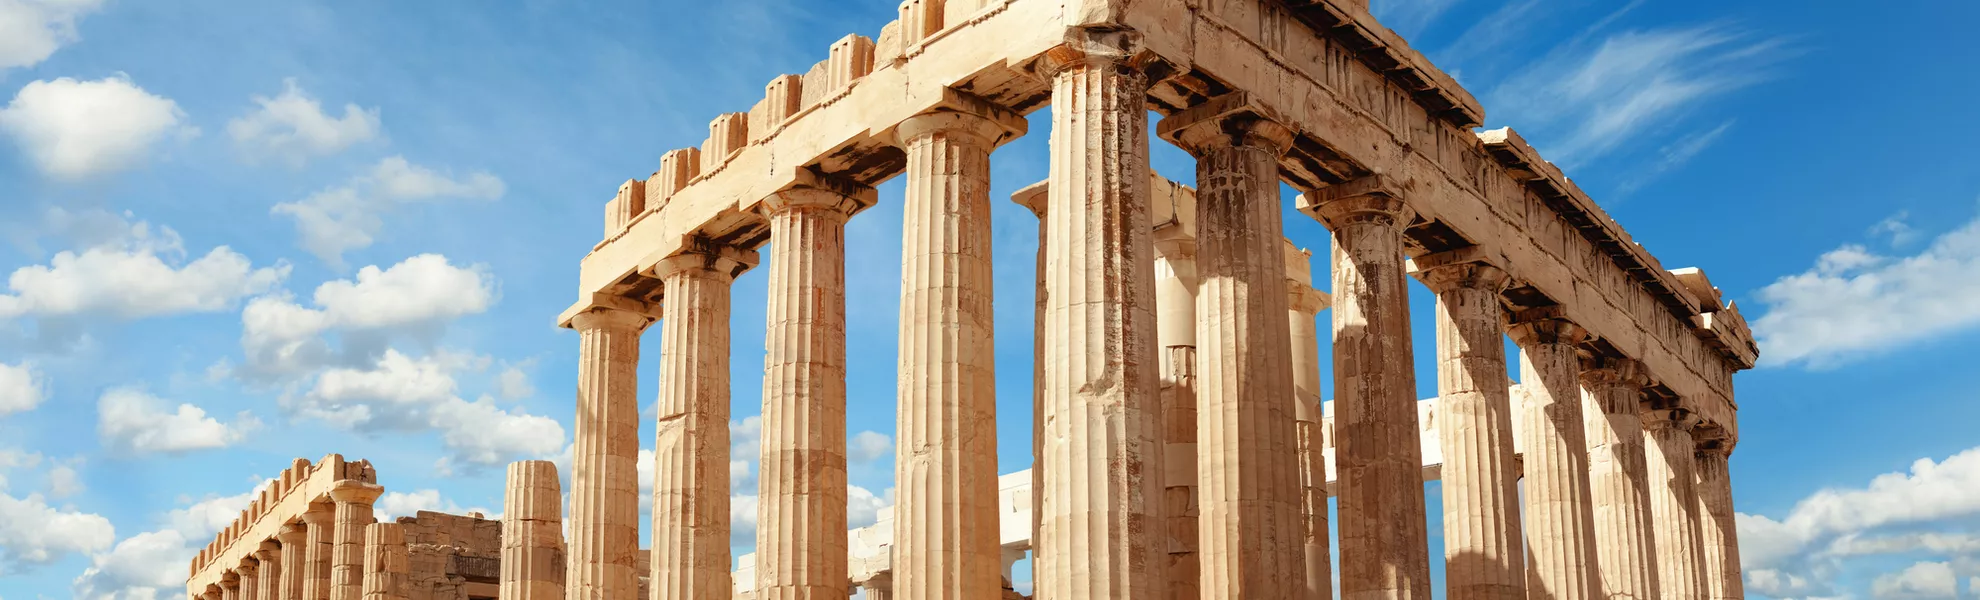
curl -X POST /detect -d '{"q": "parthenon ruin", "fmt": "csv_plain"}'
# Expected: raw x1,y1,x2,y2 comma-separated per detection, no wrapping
187,0,1758,599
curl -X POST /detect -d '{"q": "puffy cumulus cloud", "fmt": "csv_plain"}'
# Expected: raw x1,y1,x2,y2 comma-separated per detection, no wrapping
45,460,81,499
0,212,288,322
1739,446,1980,598
0,448,42,492
0,75,195,179
0,0,105,70
273,157,505,267
496,364,535,400
71,485,261,600
847,485,888,529
1872,561,1958,600
376,489,490,522
226,79,380,165
97,389,257,455
0,361,45,417
848,430,890,465
1754,209,1980,368
239,254,491,378
0,490,115,574
285,350,562,473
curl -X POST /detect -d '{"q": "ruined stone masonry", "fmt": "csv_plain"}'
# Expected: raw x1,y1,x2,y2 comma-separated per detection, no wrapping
191,1,1757,599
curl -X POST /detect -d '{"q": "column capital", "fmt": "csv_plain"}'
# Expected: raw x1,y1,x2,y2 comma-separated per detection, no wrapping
1157,92,1296,158
1288,282,1330,315
1507,306,1593,347
1296,175,1416,231
558,293,661,329
889,89,1027,149
1578,356,1649,391
255,540,281,561
759,171,877,221
300,502,335,525
1011,180,1049,219
1642,408,1702,433
1412,247,1512,294
221,570,241,585
237,557,260,575
327,480,384,507
649,235,760,283
1038,27,1155,78
1692,423,1736,456
276,524,307,545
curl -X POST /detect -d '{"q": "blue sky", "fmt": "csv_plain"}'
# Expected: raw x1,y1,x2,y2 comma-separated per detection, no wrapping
1,0,1978,599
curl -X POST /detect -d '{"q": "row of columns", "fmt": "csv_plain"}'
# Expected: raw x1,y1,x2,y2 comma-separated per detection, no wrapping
568,26,1743,600
198,481,383,600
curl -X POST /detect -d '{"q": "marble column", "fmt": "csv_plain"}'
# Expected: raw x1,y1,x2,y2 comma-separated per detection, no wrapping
503,460,565,600
1164,105,1302,598
328,481,384,600
757,181,871,600
1154,222,1200,600
1012,181,1049,584
892,105,1022,600
238,560,260,600
1034,28,1166,600
569,304,649,600
652,243,754,600
863,574,895,600
1509,313,1600,600
255,542,281,600
1581,358,1660,600
278,525,308,600
1645,410,1708,600
360,523,407,600
1694,434,1744,600
301,505,334,600
1301,177,1430,600
223,571,241,600
1418,255,1523,600
1287,246,1333,600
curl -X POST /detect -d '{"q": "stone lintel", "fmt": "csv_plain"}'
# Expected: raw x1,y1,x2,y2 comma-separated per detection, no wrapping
1155,92,1295,157
883,88,1029,148
1691,423,1735,455
556,294,663,330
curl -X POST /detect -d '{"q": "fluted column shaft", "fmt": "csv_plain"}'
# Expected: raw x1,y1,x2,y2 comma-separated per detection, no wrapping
278,526,307,600
1645,412,1708,600
569,306,647,600
223,574,242,600
1421,259,1524,600
1013,183,1049,590
652,244,751,600
503,460,565,600
1288,269,1332,600
1510,317,1600,600
239,562,260,600
301,507,333,600
1582,359,1660,600
1154,233,1200,600
1307,189,1430,600
360,524,407,600
1035,29,1166,600
758,185,866,600
1169,112,1302,599
1694,446,1744,600
328,481,383,600
255,545,281,600
893,108,1015,600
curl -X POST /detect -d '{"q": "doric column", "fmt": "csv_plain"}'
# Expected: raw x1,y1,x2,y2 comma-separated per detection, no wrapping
300,505,334,600
1417,253,1524,600
1034,28,1166,600
862,573,894,600
360,523,407,600
1011,181,1049,585
1581,358,1661,600
1162,98,1303,598
569,300,652,600
1286,245,1333,600
651,241,755,600
328,481,384,600
1508,311,1600,600
757,178,873,600
1299,175,1430,600
278,525,308,600
238,559,261,600
255,542,281,600
1693,432,1744,600
890,102,1025,600
1154,220,1200,600
222,573,241,600
1645,410,1709,600
205,583,225,600
503,460,566,600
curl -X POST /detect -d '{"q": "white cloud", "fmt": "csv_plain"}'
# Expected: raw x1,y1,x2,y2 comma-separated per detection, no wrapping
0,0,105,70
731,492,759,546
375,489,489,522
0,490,115,573
226,79,380,165
45,461,81,499
285,350,562,472
1872,561,1958,600
0,361,45,417
273,157,504,267
1616,119,1734,194
72,486,263,600
240,254,491,377
496,364,535,400
848,485,887,529
848,430,890,465
1753,209,1980,368
1488,23,1787,168
1873,211,1921,247
97,389,256,455
1370,0,1462,39
0,75,195,179
0,213,288,322
0,449,41,493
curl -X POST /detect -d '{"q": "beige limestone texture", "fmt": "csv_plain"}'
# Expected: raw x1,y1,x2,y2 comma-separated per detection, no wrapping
568,307,649,600
302,506,334,600
757,184,867,600
1511,318,1601,600
891,106,1022,600
1307,184,1432,600
502,460,564,600
1694,443,1744,600
1165,104,1303,599
651,242,754,600
1011,181,1049,586
1155,225,1201,600
278,525,308,600
239,559,261,600
1581,359,1661,600
224,570,243,600
361,523,408,600
329,481,384,600
255,542,280,600
1033,28,1166,600
1646,411,1709,600
1419,256,1524,600
1287,245,1333,600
